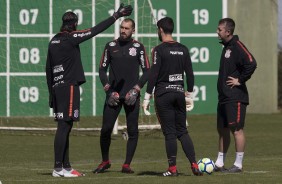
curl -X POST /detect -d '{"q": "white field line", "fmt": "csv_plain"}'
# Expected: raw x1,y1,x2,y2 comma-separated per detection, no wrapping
0,125,161,131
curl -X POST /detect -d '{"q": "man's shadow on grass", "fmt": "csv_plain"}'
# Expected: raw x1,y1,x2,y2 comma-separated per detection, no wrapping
137,171,186,176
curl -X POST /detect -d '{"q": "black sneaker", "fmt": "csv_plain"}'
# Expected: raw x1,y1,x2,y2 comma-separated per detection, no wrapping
191,163,203,176
93,161,111,173
225,165,242,173
121,164,134,174
162,170,178,177
214,165,227,172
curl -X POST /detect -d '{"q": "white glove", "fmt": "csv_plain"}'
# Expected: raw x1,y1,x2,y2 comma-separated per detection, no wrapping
142,92,151,115
185,91,194,112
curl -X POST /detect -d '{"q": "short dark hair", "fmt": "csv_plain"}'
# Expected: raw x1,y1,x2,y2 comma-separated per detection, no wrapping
157,17,174,34
122,18,135,29
218,18,235,35
60,11,78,32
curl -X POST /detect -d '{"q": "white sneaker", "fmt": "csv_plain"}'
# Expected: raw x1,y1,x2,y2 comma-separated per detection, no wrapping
63,169,84,177
52,169,64,177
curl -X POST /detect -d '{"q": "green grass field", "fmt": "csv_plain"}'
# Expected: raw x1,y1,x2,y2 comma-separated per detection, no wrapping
0,113,282,184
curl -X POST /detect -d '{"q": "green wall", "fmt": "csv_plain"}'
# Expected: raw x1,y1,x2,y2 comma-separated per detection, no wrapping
228,0,278,113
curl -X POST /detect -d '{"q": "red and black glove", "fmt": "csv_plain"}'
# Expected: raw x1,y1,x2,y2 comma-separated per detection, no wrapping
104,83,120,106
125,85,140,106
108,91,120,106
113,3,133,19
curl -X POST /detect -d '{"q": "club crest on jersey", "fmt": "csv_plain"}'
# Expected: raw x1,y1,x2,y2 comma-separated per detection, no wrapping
109,42,116,46
225,49,232,58
129,47,137,56
133,43,140,47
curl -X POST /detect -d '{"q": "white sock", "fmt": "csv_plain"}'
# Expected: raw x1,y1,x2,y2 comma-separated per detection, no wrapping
234,152,244,169
215,152,226,167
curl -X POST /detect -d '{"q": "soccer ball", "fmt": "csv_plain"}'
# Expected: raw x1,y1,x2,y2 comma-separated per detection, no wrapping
197,158,215,174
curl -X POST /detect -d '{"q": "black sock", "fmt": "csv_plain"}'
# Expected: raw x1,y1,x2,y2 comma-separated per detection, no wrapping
178,133,196,164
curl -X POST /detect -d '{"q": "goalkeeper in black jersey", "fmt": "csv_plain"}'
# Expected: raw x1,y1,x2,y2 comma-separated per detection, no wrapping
45,4,132,177
93,18,150,174
142,17,202,177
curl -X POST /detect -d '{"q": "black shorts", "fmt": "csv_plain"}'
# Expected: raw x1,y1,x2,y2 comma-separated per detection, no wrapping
217,102,247,131
155,92,188,137
52,84,80,121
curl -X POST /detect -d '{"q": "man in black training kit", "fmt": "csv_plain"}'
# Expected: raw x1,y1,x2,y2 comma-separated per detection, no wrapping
93,18,150,174
214,18,257,173
142,17,202,177
46,4,132,177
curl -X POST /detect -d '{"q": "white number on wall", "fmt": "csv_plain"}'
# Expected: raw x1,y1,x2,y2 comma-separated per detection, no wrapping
19,48,40,64
152,9,167,24
192,9,209,25
193,86,206,101
190,47,209,63
19,9,39,25
66,9,83,25
19,87,39,103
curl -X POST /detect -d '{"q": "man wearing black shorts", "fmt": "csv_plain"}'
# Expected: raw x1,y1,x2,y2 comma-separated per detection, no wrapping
142,17,202,177
93,18,150,174
214,18,257,173
46,4,132,177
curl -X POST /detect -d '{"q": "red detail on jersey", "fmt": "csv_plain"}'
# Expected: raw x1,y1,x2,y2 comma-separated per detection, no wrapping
151,47,156,64
133,40,150,68
237,102,241,123
236,41,253,62
69,85,74,117
163,40,176,43
100,51,105,67
143,47,150,69
73,28,91,33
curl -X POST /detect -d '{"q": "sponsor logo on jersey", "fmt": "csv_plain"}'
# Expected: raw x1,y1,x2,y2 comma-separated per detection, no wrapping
73,31,91,38
170,51,183,55
74,109,79,118
129,47,137,56
53,80,65,87
165,85,184,92
53,65,64,73
169,74,183,82
54,75,64,81
102,49,108,67
51,40,60,44
109,42,116,46
140,54,145,68
133,43,140,47
225,49,231,58
153,51,157,64
54,112,64,119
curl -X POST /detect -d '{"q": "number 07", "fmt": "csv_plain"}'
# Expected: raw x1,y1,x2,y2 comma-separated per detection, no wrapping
19,9,39,25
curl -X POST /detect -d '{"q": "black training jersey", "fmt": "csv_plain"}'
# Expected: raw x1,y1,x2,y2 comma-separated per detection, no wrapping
99,38,150,98
146,41,194,96
46,16,116,94
217,35,257,104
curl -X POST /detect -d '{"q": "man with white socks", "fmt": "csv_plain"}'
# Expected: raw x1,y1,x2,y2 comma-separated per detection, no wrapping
214,18,257,173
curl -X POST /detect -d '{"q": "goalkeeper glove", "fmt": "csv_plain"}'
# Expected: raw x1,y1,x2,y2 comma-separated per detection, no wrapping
104,84,120,106
125,85,140,106
113,3,133,20
185,91,194,112
142,92,151,115
107,91,120,106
